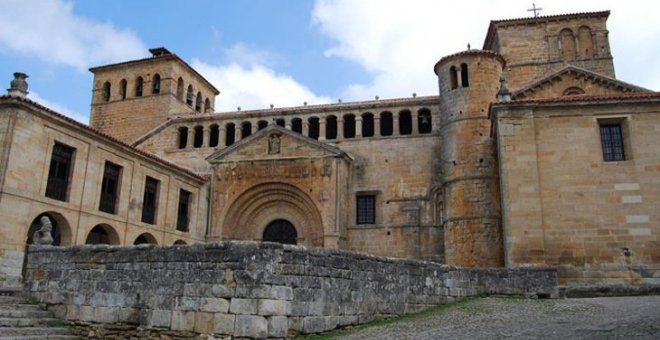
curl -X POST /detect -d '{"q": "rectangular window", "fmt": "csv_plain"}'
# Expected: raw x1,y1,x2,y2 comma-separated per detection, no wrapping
176,189,192,232
45,142,75,201
600,124,625,161
99,161,122,214
141,176,160,224
356,195,376,224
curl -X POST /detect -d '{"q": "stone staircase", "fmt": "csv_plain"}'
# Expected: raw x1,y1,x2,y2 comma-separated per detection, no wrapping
0,290,78,340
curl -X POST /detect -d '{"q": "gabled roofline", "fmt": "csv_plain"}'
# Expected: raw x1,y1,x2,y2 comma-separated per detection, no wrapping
483,11,610,50
206,125,352,164
89,50,220,95
0,95,207,183
493,91,660,106
512,65,650,99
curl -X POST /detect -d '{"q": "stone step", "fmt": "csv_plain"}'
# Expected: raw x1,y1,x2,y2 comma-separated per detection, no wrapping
0,326,75,337
0,309,52,318
0,318,64,328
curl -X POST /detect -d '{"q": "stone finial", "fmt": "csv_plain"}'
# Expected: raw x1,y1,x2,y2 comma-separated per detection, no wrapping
8,72,29,98
34,215,54,245
497,77,512,103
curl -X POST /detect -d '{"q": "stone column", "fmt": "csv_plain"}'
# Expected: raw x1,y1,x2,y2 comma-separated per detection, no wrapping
203,126,210,147
393,113,400,136
285,119,291,130
319,117,327,141
302,120,309,137
355,116,363,138
337,118,344,141
412,110,419,135
251,121,257,134
235,122,241,142
374,116,381,137
187,126,195,148
219,126,226,147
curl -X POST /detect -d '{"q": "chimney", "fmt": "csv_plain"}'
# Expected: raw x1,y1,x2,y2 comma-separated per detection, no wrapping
7,72,29,98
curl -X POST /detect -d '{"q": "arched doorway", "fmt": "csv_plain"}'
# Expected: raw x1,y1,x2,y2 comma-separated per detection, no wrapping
133,232,157,245
263,219,297,245
26,213,63,246
85,224,120,245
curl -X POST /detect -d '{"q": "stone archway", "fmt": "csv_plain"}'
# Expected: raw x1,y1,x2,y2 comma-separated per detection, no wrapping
221,182,324,247
263,219,298,245
133,232,158,245
85,224,121,245
23,212,72,282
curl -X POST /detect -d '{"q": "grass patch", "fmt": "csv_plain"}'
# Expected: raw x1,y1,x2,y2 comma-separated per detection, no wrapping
296,296,479,339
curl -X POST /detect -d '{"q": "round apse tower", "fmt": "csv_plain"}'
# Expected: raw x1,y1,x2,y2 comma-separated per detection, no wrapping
434,50,505,267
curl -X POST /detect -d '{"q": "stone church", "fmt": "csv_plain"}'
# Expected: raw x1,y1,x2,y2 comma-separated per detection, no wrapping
1,10,658,289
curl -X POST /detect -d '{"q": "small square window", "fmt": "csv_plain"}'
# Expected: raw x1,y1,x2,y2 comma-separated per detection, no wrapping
356,195,375,225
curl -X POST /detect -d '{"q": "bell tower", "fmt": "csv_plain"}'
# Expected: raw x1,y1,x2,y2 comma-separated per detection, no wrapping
89,47,219,144
434,50,505,267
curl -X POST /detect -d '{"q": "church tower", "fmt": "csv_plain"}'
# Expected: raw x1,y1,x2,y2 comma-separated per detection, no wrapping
89,47,220,144
434,50,505,267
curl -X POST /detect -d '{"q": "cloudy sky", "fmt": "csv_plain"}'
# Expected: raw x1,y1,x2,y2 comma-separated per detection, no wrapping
0,0,659,123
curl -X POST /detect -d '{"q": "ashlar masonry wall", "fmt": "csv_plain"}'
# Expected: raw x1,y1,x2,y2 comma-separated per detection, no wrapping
25,242,557,339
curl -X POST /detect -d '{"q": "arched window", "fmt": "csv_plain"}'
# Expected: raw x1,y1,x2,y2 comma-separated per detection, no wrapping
134,233,157,245
361,113,374,137
178,127,188,149
135,76,144,97
418,108,432,134
152,74,161,94
177,78,184,101
225,123,235,146
85,224,119,245
380,111,393,136
204,98,211,113
186,85,193,105
102,81,111,102
578,26,594,58
460,63,469,87
195,91,202,112
563,87,585,96
292,118,303,134
560,28,577,61
209,124,219,147
241,122,252,138
119,79,127,100
399,110,412,135
257,120,268,130
308,117,320,140
326,115,337,140
343,114,356,139
193,126,204,148
275,119,285,127
449,66,458,90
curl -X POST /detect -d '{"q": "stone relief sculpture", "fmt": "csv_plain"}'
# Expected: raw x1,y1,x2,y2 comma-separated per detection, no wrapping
268,133,281,154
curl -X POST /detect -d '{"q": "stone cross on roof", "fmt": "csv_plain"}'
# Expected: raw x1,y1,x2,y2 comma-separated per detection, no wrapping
527,3,543,17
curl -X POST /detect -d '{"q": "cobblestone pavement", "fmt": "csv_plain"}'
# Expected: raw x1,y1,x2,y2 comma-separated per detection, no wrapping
332,296,660,339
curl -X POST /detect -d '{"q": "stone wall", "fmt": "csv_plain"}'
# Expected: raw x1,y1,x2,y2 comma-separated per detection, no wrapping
25,242,557,339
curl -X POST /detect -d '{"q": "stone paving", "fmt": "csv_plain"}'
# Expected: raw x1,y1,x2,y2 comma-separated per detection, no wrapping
331,296,660,340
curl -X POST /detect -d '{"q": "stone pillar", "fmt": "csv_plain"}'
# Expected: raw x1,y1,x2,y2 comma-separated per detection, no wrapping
203,126,210,147
412,110,419,135
251,121,257,134
355,116,363,138
235,123,241,142
187,126,195,148
337,118,344,141
219,126,226,147
374,116,381,137
392,113,400,136
319,117,327,141
285,119,291,130
302,120,309,137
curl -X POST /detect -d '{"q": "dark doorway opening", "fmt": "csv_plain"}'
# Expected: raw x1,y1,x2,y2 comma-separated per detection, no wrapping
262,219,297,245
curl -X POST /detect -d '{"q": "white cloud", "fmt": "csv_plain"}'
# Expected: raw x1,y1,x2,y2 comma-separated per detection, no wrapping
27,91,89,124
312,0,660,99
192,59,332,112
0,0,147,71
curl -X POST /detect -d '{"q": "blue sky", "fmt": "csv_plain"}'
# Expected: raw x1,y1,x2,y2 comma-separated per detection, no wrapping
1,0,659,123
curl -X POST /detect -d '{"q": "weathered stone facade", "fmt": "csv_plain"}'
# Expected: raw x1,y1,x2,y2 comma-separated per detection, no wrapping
1,9,659,293
25,242,558,338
